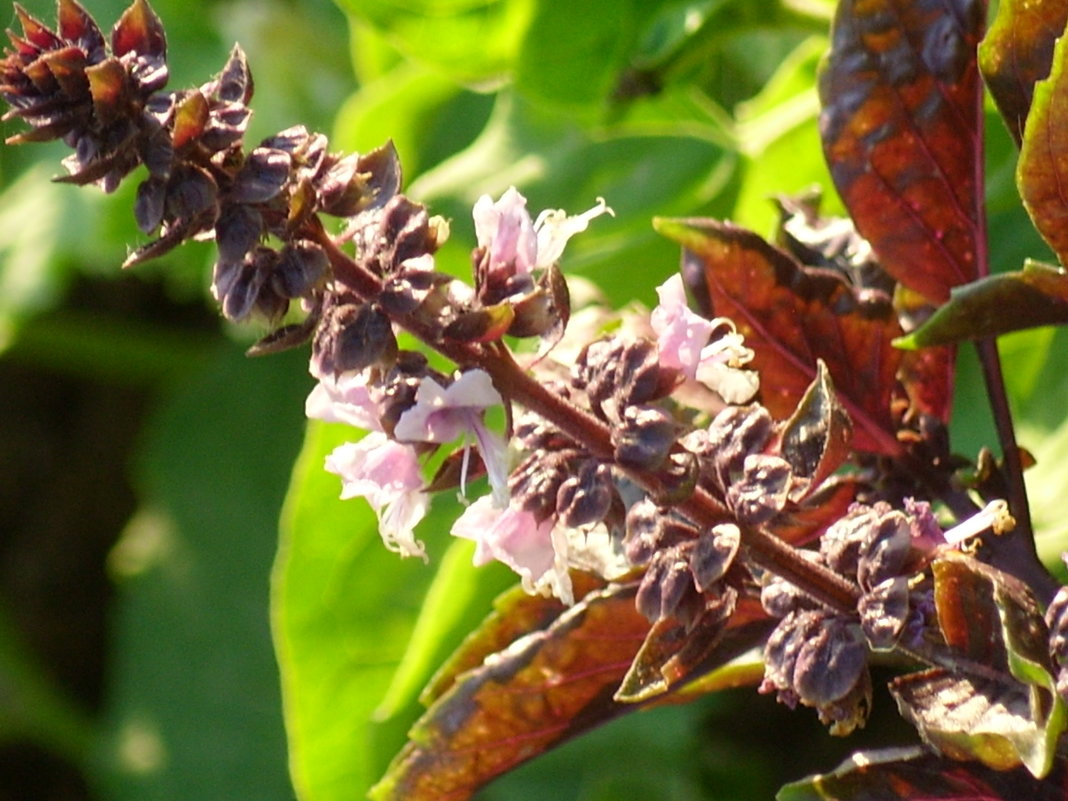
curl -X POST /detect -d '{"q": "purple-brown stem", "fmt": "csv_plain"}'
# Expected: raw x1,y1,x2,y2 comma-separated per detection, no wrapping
317,224,863,615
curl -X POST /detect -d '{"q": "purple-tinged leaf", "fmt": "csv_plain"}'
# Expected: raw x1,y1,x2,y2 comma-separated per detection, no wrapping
779,746,1068,801
370,584,651,801
659,217,904,456
980,0,1068,146
895,552,1068,777
820,0,985,303
897,261,1068,348
1018,25,1068,267
890,668,1061,777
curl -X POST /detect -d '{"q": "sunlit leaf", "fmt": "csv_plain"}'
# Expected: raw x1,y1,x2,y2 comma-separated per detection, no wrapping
980,0,1068,146
1018,23,1068,267
657,216,904,456
369,583,651,801
779,746,1068,801
897,260,1068,348
332,0,532,84
890,552,1066,777
420,573,608,706
820,0,985,303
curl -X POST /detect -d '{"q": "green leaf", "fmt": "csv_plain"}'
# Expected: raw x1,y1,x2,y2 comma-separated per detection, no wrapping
980,0,1068,146
333,0,533,84
779,746,1068,801
92,344,309,801
896,260,1068,349
410,92,734,307
514,0,636,114
1017,14,1068,267
273,415,517,801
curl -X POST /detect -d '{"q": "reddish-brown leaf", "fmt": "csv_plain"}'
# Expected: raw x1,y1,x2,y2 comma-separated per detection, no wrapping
370,584,651,801
980,0,1068,146
820,0,985,303
419,573,608,706
1018,26,1068,267
779,746,1068,800
660,217,904,456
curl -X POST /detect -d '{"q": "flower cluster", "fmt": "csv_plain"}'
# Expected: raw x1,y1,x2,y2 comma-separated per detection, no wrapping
11,3,1060,757
758,498,1016,734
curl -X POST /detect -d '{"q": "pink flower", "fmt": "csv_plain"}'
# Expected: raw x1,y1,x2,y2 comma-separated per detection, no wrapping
651,274,757,403
651,273,715,376
473,186,613,275
324,432,429,559
305,370,381,431
394,369,509,504
452,496,573,604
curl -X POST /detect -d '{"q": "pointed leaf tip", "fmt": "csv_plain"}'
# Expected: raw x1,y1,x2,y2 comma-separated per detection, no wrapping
111,0,166,60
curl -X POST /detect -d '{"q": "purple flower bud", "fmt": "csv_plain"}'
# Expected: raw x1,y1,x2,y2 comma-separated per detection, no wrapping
613,405,676,469
556,461,614,529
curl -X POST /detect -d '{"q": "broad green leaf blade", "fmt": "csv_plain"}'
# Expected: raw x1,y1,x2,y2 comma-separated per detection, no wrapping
514,0,636,114
657,217,904,456
94,345,308,801
778,746,1068,801
333,0,533,84
820,0,985,303
369,584,651,801
897,261,1068,348
273,420,505,801
410,92,734,308
980,0,1068,146
1018,19,1068,267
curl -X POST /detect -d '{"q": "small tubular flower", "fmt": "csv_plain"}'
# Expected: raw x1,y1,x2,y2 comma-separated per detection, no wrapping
394,369,509,503
651,273,757,402
451,496,573,604
474,186,613,278
305,369,381,431
324,433,429,559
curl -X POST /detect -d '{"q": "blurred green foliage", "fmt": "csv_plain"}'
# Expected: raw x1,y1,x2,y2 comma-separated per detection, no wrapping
4,1,1068,801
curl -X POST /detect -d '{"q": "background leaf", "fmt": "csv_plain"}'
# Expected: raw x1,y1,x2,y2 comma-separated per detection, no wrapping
273,420,516,801
819,0,985,302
